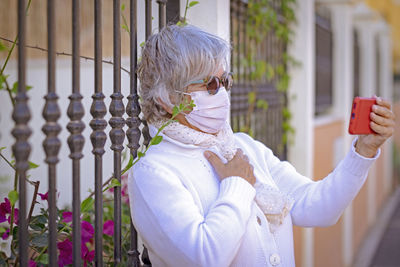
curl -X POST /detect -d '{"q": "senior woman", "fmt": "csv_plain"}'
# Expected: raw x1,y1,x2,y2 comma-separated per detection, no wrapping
128,25,395,267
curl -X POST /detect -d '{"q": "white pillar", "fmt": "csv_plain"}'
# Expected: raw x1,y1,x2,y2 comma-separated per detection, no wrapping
354,9,379,226
183,0,230,41
377,29,394,196
329,4,355,265
288,0,315,266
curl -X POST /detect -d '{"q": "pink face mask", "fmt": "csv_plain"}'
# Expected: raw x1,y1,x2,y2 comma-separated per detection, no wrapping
184,87,230,134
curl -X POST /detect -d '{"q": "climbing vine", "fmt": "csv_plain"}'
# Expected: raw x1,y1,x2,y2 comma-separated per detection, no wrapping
237,0,298,148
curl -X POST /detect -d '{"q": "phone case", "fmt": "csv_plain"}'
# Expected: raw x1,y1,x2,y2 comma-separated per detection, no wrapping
348,97,376,135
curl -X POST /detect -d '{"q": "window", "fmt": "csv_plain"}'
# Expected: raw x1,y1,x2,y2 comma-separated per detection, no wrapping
315,11,333,115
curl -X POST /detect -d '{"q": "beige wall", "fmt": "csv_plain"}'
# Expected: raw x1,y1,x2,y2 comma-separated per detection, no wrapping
0,0,132,60
313,120,344,267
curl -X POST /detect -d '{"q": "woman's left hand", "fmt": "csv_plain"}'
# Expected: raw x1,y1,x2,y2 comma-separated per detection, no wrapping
355,97,396,158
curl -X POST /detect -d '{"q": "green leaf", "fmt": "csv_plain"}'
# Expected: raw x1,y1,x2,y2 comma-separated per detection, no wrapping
110,178,121,188
30,223,45,231
8,190,18,206
37,253,49,265
189,1,199,8
12,81,18,94
139,41,145,48
256,99,269,110
0,41,7,52
122,25,129,33
31,215,47,225
80,197,94,213
172,106,179,117
0,147,5,152
121,3,126,11
26,85,32,91
0,227,6,234
150,135,163,146
137,151,145,158
31,233,48,248
248,91,256,104
29,161,39,169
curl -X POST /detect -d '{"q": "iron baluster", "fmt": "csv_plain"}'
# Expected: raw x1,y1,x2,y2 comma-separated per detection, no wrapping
13,0,31,265
91,0,107,266
42,0,61,265
157,0,167,29
67,0,85,265
110,0,125,264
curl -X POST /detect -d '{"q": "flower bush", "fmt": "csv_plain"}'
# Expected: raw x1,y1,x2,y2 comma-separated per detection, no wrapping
0,173,134,266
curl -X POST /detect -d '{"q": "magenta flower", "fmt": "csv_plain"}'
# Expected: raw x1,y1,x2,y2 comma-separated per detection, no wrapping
62,211,72,223
81,221,94,243
0,198,11,223
81,243,95,266
83,250,95,266
103,220,114,236
1,229,10,240
38,191,49,201
57,239,73,266
7,208,18,225
28,260,37,267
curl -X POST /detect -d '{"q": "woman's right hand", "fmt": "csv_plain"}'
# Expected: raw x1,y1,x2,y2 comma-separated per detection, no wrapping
204,149,256,186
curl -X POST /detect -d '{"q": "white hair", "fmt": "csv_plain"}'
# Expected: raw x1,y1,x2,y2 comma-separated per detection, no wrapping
137,24,230,122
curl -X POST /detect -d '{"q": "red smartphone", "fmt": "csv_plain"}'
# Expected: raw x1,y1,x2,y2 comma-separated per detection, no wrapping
348,97,376,135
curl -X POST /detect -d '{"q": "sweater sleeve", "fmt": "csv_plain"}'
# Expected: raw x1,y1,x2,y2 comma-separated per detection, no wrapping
249,136,379,227
270,139,380,227
128,161,256,267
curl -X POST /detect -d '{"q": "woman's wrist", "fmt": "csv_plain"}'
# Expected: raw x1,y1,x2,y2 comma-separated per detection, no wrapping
355,139,378,158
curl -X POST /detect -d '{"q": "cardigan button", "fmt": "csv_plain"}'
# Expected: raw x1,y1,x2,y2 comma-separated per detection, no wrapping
256,216,262,225
269,253,281,266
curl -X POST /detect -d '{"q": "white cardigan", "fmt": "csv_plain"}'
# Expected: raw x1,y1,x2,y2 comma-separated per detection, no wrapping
128,125,378,267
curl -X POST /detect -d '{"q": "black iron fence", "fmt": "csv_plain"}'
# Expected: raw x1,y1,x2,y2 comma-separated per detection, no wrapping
10,0,169,266
230,0,287,159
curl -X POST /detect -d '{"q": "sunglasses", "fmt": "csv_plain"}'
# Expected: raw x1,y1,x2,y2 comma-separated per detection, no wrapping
188,72,233,95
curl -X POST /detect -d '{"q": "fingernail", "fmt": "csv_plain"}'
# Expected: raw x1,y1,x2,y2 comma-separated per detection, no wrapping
204,151,210,158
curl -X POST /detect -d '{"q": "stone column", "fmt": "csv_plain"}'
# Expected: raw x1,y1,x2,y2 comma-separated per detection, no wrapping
288,0,316,266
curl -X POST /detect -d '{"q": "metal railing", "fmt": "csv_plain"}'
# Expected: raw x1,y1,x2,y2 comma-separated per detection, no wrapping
11,0,169,266
230,0,287,160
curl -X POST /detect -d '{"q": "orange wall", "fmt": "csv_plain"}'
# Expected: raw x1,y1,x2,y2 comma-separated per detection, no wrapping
313,120,344,267
352,178,369,255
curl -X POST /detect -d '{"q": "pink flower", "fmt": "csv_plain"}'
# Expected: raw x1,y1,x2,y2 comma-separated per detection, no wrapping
28,260,37,267
81,243,95,266
81,221,94,243
57,239,73,266
84,249,95,266
103,220,114,236
38,192,49,201
7,208,18,225
0,198,11,223
62,211,72,223
1,229,10,240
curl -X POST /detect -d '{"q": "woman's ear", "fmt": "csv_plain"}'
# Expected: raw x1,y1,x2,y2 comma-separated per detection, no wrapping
157,98,173,114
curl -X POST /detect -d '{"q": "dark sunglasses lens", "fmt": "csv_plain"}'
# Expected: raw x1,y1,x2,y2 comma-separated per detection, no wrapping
206,77,219,95
223,73,233,90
